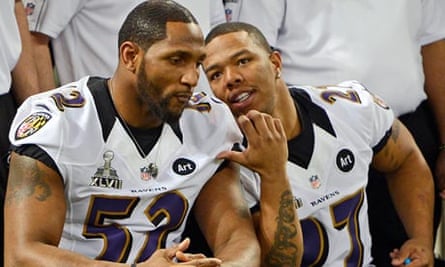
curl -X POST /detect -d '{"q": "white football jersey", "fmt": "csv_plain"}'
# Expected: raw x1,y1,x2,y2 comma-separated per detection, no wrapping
241,81,394,267
23,0,220,85
1,0,21,94
227,0,445,116
9,76,242,263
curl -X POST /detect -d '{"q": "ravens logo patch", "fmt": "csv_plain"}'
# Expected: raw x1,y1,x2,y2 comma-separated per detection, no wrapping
15,112,52,140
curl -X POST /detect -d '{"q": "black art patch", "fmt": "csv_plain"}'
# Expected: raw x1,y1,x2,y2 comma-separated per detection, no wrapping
173,158,196,175
336,149,354,172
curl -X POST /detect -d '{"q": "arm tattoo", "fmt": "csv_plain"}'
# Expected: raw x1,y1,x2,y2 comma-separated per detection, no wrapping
264,190,299,267
382,121,403,169
390,121,400,143
5,158,52,204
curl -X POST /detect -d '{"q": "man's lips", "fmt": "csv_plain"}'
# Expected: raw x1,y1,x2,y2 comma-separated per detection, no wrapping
175,92,192,103
230,91,252,104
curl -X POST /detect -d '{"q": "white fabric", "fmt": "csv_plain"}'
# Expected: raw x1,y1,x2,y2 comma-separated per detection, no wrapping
241,81,394,266
228,0,445,116
210,0,226,27
10,76,242,263
24,0,218,85
0,0,21,94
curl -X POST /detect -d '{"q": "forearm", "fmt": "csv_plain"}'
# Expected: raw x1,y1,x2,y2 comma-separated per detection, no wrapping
422,39,445,144
6,243,130,267
30,32,58,90
11,0,40,103
386,155,434,247
217,228,262,267
195,163,261,267
208,197,260,267
257,175,303,267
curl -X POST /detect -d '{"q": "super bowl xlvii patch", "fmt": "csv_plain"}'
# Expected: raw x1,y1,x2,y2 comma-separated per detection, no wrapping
90,151,123,189
15,112,52,140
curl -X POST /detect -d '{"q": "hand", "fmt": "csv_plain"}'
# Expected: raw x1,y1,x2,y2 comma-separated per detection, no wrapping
139,238,222,267
389,238,433,267
434,150,445,199
216,110,288,180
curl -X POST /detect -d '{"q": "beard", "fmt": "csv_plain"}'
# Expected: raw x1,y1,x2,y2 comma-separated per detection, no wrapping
136,64,183,125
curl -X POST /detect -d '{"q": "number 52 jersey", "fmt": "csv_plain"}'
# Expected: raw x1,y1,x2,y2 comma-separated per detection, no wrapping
9,76,243,263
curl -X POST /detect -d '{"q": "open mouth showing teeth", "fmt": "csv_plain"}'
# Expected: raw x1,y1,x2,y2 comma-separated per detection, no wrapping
234,92,250,103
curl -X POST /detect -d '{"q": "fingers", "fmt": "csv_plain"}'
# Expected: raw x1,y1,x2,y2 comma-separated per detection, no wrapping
176,257,222,266
176,238,191,252
165,238,191,258
216,149,241,162
142,239,221,266
176,252,206,261
174,239,221,266
237,110,284,143
390,245,432,267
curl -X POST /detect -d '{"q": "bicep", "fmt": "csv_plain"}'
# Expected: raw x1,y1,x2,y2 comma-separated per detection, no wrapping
371,119,421,173
5,152,66,246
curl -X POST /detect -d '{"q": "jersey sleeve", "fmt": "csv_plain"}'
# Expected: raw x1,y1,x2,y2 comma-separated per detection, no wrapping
240,166,261,209
179,92,243,160
337,80,395,149
24,0,85,37
419,0,445,45
9,77,104,178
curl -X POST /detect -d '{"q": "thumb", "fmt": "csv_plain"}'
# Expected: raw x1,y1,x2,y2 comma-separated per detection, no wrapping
166,238,190,258
176,238,190,252
216,150,245,165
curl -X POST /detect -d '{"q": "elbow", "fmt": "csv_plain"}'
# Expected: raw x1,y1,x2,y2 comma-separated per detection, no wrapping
5,240,51,267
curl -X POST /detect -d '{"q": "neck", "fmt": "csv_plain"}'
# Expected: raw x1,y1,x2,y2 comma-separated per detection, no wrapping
108,77,163,129
274,83,301,140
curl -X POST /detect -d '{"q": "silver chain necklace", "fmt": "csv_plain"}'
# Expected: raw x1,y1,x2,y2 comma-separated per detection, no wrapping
108,79,159,178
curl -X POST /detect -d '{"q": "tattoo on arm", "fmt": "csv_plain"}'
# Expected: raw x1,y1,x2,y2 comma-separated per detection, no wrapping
380,121,405,170
264,190,299,267
5,158,52,204
390,121,400,143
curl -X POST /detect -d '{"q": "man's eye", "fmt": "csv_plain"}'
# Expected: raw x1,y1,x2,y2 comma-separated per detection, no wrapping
238,58,249,65
210,72,222,81
170,57,184,65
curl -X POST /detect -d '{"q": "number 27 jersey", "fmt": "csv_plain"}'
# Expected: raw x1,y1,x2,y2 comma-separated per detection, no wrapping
241,80,394,267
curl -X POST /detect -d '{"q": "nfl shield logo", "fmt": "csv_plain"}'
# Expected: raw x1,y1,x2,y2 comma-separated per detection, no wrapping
140,166,151,181
25,2,36,16
309,175,321,189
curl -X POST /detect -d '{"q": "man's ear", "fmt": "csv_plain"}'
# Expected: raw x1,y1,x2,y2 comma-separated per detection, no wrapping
120,41,142,73
269,50,283,76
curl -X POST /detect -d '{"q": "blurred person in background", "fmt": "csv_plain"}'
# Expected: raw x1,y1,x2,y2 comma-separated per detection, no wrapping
23,0,225,90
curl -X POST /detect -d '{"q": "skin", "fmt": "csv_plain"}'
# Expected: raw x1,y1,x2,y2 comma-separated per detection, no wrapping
203,30,435,267
204,31,303,267
11,0,40,102
422,39,445,199
216,110,301,267
4,22,260,267
28,32,56,90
